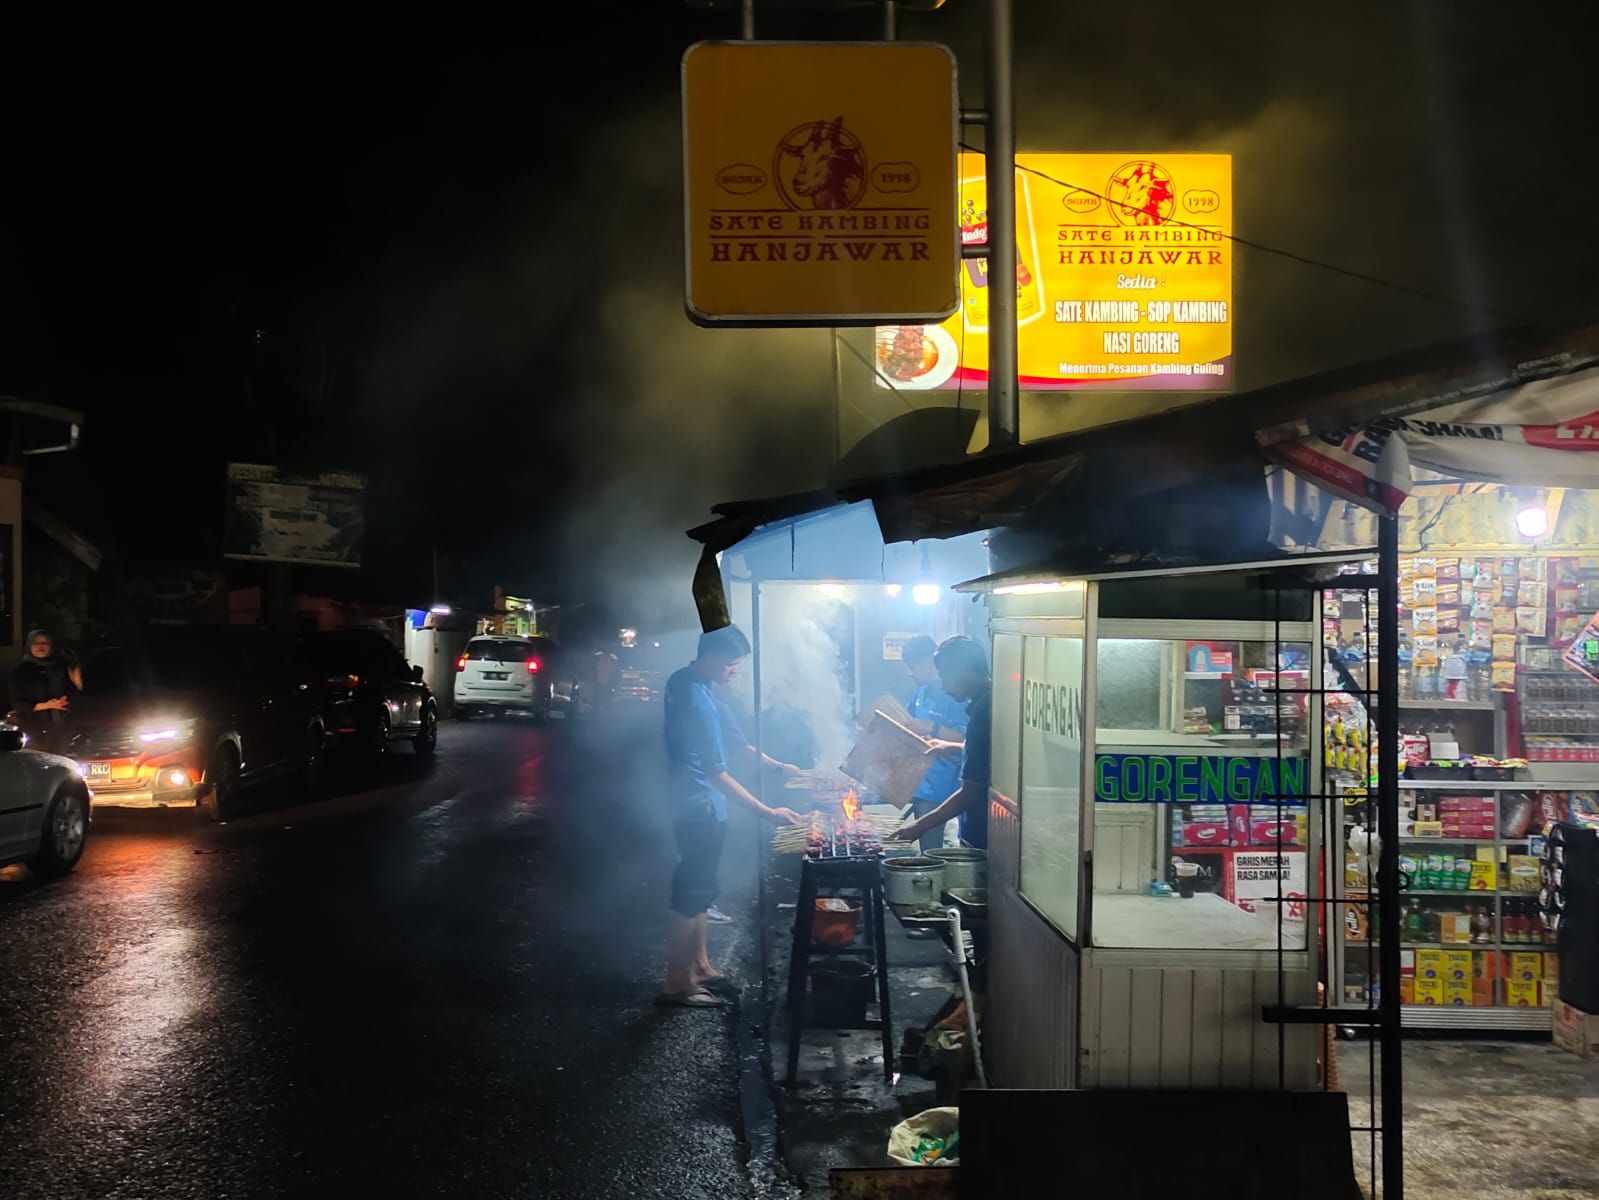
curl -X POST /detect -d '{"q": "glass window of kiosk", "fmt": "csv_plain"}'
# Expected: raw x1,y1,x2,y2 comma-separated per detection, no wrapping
1090,636,1313,952
1016,635,1085,939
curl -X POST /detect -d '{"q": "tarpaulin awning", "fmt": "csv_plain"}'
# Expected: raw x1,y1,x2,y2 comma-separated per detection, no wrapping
689,320,1599,629
1257,324,1599,514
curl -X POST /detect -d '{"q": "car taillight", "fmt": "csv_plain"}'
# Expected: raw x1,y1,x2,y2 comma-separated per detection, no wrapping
526,659,541,674
456,655,468,672
327,674,360,689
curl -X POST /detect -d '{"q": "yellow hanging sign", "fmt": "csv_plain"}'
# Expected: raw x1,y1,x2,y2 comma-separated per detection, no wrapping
682,41,959,326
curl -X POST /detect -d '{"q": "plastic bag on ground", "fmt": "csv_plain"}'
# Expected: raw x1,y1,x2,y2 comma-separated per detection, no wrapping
887,1107,960,1166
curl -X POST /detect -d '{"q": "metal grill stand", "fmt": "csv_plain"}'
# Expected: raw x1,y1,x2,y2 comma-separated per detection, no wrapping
784,855,894,1084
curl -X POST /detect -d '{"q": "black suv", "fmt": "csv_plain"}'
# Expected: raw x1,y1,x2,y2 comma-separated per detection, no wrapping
65,626,327,821
307,629,437,757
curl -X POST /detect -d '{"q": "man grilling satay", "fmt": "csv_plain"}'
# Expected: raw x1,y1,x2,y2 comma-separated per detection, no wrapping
658,626,801,1009
892,637,992,852
898,636,968,854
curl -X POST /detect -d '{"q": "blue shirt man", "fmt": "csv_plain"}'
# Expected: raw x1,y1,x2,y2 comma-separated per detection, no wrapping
659,626,800,1007
896,636,992,852
901,635,969,851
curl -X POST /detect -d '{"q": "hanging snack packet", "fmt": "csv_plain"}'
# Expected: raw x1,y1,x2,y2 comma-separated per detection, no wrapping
1438,609,1461,632
1492,633,1518,662
1415,557,1437,578
1518,579,1548,609
1412,607,1438,634
1517,606,1548,637
1414,578,1438,605
1522,558,1548,582
1436,580,1461,607
1493,607,1517,633
1492,661,1517,692
1413,635,1439,666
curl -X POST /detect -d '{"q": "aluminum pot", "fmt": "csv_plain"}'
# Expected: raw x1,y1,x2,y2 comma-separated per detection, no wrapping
881,856,947,907
927,847,987,893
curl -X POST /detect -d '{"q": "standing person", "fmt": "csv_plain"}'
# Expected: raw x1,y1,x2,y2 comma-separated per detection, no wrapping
893,636,992,851
658,625,801,1009
10,628,83,750
704,689,803,925
900,635,968,854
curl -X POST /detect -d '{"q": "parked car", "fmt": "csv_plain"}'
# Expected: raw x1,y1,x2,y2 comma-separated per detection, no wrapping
65,626,326,821
0,724,91,877
453,635,580,720
307,629,437,756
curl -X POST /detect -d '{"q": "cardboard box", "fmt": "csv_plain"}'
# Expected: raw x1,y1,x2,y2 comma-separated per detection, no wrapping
1411,821,1445,838
1505,979,1540,1007
1468,861,1498,890
1439,913,1473,944
1443,980,1473,1006
1182,822,1229,847
1552,1000,1599,1059
1544,952,1561,986
1474,950,1501,981
1399,978,1415,1005
1249,819,1299,846
1542,982,1560,1008
1472,979,1494,1006
1443,950,1473,982
1508,952,1543,982
1414,979,1445,1005
1414,949,1445,980
1343,890,1370,942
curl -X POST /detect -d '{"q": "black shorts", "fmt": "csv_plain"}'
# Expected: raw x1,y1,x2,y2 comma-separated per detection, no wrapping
670,816,726,918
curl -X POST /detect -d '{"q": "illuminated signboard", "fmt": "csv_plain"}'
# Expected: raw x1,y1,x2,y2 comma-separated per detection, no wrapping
875,152,1233,391
681,41,959,326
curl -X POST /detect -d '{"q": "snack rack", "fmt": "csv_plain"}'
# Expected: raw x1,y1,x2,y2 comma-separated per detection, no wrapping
1337,778,1569,1031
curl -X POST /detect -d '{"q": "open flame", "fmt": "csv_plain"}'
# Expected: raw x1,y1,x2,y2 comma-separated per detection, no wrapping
841,787,861,825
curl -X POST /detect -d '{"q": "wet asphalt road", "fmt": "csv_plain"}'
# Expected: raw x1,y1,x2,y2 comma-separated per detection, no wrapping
0,713,761,1199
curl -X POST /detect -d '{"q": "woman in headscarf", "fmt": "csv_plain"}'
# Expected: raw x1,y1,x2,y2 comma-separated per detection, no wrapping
10,628,83,747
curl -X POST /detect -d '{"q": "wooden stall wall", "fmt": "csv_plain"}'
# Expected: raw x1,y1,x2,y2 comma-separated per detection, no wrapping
1078,961,1317,1089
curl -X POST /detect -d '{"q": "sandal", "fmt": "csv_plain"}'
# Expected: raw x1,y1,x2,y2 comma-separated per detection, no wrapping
654,988,725,1008
697,974,738,996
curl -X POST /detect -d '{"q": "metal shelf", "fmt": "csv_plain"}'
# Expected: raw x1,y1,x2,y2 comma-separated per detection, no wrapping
1397,699,1496,711
1398,780,1529,790
1399,836,1526,844
1399,1004,1553,1031
1397,941,1554,950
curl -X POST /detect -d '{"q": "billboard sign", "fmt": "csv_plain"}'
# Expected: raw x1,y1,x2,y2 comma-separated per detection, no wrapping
223,464,364,568
681,41,959,326
875,152,1233,391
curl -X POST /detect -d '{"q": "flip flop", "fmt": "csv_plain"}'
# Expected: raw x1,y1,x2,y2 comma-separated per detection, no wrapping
697,975,738,996
654,988,725,1008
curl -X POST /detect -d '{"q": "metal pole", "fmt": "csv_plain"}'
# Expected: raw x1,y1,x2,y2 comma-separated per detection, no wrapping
1377,514,1404,1200
740,0,755,39
984,0,1019,450
883,0,897,39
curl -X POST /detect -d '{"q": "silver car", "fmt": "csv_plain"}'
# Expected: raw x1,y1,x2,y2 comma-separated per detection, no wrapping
453,636,581,721
0,725,91,877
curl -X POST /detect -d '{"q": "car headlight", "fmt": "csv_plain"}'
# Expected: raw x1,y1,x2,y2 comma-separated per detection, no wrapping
137,718,197,746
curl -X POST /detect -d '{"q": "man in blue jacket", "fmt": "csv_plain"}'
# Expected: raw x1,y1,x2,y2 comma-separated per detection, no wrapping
900,636,968,853
658,625,800,1008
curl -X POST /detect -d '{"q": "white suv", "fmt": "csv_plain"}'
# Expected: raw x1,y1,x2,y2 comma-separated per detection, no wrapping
453,636,578,721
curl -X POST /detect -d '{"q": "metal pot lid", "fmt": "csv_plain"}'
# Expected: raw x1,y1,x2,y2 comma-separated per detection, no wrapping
928,848,987,862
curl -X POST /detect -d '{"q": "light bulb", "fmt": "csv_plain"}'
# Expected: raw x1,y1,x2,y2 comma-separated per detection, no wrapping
912,583,941,607
1514,504,1549,539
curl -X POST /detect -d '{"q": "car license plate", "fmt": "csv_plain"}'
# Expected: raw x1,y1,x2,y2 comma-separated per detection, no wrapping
85,762,112,780
483,671,508,680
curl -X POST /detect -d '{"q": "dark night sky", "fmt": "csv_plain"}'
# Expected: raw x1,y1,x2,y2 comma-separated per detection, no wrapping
3,2,1597,628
